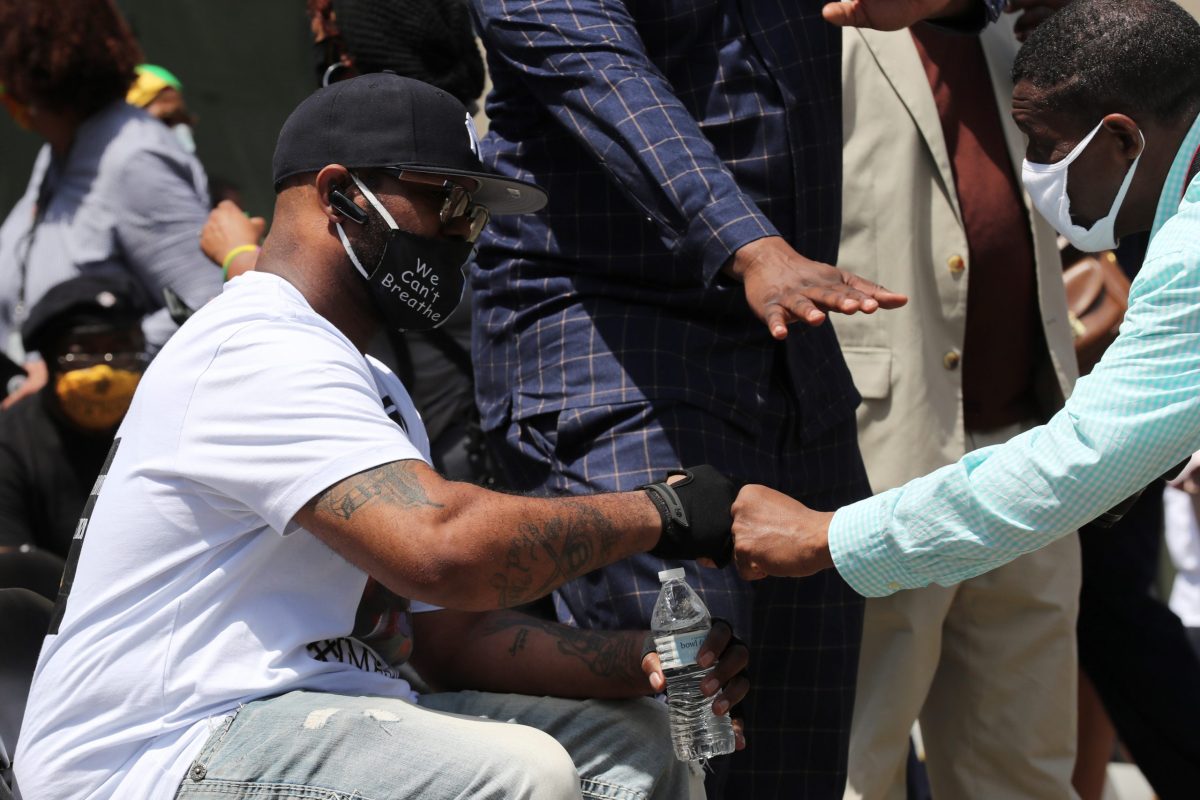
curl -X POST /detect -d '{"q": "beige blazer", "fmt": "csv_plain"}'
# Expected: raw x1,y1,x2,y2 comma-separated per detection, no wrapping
834,21,1078,494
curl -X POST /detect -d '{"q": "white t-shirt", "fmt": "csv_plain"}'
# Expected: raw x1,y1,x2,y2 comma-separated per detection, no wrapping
15,272,438,800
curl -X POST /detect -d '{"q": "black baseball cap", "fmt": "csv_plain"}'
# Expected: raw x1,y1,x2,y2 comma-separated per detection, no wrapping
271,72,547,214
22,273,145,355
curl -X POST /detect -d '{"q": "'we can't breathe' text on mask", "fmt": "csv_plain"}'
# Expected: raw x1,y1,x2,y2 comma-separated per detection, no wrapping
335,173,473,333
1021,120,1145,252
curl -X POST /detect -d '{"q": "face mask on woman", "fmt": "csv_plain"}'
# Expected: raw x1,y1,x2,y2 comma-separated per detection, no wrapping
55,362,142,432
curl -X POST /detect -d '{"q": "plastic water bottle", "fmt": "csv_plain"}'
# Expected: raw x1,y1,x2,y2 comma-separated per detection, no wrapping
651,567,736,762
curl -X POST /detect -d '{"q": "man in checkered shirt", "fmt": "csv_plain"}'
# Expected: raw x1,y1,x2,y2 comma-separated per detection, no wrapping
468,0,1007,794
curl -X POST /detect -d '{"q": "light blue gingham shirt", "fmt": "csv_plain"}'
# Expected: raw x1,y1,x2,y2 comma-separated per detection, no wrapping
830,110,1200,597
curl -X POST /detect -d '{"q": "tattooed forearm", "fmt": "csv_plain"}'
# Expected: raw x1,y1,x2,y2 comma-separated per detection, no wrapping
489,500,621,606
555,626,642,684
479,611,643,684
314,461,444,521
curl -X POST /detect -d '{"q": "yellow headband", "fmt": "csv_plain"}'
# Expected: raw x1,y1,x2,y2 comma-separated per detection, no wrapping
126,64,182,108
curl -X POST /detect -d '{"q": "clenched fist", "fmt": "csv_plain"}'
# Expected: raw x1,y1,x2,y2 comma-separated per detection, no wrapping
730,485,836,580
200,200,265,279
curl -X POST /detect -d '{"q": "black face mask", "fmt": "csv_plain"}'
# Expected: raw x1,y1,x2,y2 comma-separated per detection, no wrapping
336,175,473,333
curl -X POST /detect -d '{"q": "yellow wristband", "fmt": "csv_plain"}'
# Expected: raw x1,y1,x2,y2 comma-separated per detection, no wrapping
221,244,259,280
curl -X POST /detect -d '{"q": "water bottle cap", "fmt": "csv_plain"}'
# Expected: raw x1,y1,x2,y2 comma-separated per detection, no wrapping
658,567,686,583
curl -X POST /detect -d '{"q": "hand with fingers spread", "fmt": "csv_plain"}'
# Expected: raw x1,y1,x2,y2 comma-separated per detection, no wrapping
641,618,750,748
725,237,907,339
730,484,836,580
821,0,978,31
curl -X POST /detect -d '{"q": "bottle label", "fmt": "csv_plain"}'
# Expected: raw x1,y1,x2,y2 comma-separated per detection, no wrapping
654,629,709,670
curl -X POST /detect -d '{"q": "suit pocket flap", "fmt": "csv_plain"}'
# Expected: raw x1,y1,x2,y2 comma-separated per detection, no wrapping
842,346,892,400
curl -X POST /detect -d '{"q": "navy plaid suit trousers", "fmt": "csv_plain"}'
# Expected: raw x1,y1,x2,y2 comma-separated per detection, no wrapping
469,0,1005,795
488,363,873,797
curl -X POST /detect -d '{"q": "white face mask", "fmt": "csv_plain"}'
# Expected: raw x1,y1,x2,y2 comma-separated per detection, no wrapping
1021,120,1145,252
172,122,197,155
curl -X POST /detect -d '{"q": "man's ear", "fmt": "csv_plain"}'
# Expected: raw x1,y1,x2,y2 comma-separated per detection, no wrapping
1102,113,1145,161
315,164,367,224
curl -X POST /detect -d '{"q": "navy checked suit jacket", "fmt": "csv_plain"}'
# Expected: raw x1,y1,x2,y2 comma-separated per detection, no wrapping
469,0,1005,443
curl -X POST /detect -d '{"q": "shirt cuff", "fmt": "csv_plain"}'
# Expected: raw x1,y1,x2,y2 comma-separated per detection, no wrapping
827,493,922,598
681,193,780,285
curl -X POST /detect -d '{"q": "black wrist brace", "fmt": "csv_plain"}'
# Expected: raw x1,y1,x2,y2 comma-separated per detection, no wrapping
643,465,740,567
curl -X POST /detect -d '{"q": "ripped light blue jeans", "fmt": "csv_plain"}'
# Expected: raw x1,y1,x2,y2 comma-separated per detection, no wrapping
173,689,702,800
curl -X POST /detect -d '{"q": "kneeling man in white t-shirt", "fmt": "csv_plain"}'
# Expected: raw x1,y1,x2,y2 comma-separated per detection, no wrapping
14,74,750,800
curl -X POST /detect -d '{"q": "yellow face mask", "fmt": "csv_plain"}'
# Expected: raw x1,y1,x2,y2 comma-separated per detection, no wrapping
55,364,141,431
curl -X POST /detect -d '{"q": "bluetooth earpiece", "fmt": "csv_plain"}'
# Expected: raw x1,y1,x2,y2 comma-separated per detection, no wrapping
329,188,369,225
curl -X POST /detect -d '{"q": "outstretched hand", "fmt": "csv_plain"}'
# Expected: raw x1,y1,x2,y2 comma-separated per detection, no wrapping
821,0,975,30
641,618,749,749
730,484,836,580
726,237,906,339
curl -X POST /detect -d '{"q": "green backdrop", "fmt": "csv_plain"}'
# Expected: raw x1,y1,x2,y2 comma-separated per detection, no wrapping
0,1,314,224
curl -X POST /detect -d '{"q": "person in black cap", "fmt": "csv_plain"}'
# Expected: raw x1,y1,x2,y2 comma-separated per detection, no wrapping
202,0,493,487
15,73,750,800
0,273,145,599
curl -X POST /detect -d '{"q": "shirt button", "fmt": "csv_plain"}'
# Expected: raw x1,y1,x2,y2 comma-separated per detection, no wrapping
886,581,902,591
943,350,961,370
947,254,966,274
